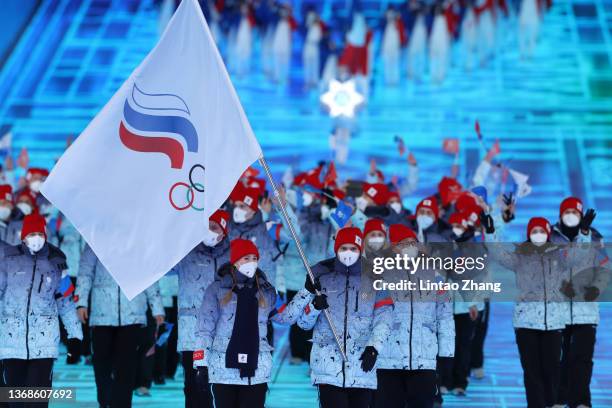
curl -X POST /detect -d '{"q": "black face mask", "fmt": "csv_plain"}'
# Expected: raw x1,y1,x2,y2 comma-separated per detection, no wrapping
559,221,579,241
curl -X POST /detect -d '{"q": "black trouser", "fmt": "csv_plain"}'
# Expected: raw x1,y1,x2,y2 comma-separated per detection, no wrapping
155,300,179,380
2,358,54,408
92,325,142,408
375,369,437,408
286,290,313,360
440,313,476,390
210,383,267,408
317,384,372,408
0,360,6,408
470,300,489,370
515,328,563,408
181,351,213,408
557,324,596,408
135,311,157,389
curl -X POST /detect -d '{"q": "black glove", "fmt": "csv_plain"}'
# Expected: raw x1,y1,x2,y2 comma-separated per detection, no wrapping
305,276,322,294
584,286,600,302
66,338,81,365
313,294,329,311
479,211,495,234
560,280,575,298
359,346,378,372
502,193,515,223
580,209,596,233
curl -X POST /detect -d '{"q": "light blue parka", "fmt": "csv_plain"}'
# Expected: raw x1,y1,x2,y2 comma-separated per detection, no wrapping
75,245,164,326
175,240,230,352
194,266,311,385
377,268,455,370
297,258,394,389
0,243,82,359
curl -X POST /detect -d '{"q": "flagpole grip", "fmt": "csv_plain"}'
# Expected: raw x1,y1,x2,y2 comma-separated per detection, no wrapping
258,156,347,362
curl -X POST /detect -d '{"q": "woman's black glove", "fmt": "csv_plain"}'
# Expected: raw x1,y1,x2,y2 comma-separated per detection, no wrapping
560,280,575,298
305,276,321,294
479,211,495,234
359,346,378,372
313,294,329,311
580,209,596,233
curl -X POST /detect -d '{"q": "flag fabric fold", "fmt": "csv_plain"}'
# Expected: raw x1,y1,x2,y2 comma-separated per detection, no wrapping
41,0,262,299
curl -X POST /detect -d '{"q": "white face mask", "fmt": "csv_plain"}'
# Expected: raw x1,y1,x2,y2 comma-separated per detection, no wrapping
401,246,418,258
17,202,32,216
320,205,331,221
238,261,258,278
233,207,248,224
203,229,221,247
29,180,43,193
338,250,360,267
355,196,368,212
562,213,580,228
25,235,45,253
367,236,385,251
416,215,434,230
530,232,548,246
390,202,402,214
302,192,313,207
0,206,11,221
452,227,465,237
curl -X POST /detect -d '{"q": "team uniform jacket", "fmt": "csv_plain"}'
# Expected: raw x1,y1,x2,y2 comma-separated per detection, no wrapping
551,225,610,325
194,268,311,385
75,245,164,326
377,267,454,370
174,240,230,351
296,258,394,389
0,243,82,359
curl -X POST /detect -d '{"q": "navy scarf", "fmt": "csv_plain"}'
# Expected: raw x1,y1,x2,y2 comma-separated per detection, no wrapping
225,277,260,378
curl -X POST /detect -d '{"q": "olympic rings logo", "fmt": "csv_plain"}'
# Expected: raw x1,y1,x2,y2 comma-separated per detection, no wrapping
169,164,205,211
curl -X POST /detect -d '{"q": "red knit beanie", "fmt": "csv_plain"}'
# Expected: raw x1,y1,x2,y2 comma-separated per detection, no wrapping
416,196,440,220
454,192,478,213
389,224,417,244
0,185,12,202
334,227,363,253
438,177,462,206
210,209,230,235
449,212,468,228
363,183,389,206
21,213,47,240
364,218,386,237
527,217,551,239
26,168,49,181
236,187,260,212
559,197,583,216
230,238,260,265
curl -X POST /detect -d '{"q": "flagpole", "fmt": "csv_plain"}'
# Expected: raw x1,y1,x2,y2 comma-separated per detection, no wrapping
258,155,348,362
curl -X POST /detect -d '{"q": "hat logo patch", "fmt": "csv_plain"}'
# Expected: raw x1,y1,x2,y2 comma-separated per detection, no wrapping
367,187,377,197
355,236,362,245
244,196,253,206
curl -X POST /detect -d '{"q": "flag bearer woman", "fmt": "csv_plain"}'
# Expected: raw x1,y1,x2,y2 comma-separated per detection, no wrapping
194,238,311,408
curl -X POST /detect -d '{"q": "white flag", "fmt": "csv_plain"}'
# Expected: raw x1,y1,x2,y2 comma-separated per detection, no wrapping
41,0,262,299
0,131,11,151
508,168,532,198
